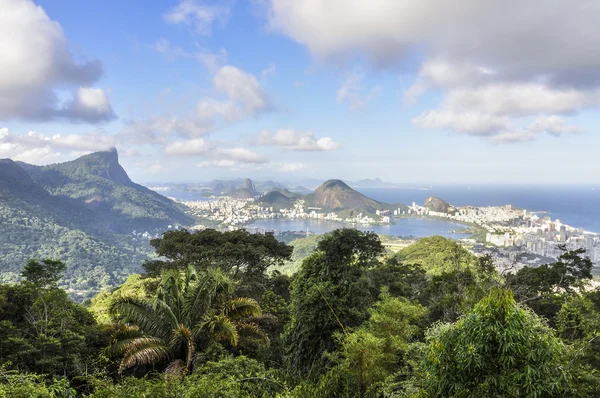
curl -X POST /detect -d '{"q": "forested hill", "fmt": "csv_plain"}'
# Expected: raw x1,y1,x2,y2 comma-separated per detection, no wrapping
18,148,192,232
0,149,193,294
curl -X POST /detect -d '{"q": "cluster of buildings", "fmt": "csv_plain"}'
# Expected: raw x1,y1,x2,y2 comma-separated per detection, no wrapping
408,201,600,265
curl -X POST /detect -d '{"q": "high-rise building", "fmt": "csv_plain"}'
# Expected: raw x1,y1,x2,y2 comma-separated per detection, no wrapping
559,225,567,242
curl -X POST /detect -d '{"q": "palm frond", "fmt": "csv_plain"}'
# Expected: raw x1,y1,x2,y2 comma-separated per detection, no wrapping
153,297,179,331
227,297,262,319
169,324,195,371
119,337,171,374
110,297,170,339
236,321,270,346
104,325,143,358
194,314,239,346
164,359,187,376
183,268,235,324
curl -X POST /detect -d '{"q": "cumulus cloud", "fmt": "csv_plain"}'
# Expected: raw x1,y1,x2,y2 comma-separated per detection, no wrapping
264,0,600,142
0,127,116,163
0,0,113,123
163,0,230,34
256,129,340,151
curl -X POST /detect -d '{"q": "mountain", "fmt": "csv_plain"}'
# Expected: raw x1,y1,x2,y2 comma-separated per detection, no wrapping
255,191,294,210
424,196,450,213
20,148,192,232
303,179,391,213
230,178,260,199
0,149,194,295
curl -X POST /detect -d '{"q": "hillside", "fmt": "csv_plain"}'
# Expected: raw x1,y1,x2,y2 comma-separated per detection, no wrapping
256,191,294,210
424,196,450,213
0,149,194,295
21,148,193,232
394,236,476,275
303,179,391,213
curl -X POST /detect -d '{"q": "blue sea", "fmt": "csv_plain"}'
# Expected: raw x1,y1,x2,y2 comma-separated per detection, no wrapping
358,185,600,234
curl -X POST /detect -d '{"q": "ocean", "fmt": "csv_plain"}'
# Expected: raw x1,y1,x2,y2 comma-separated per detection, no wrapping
358,185,600,234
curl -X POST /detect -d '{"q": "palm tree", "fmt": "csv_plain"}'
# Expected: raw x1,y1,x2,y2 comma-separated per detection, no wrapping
106,266,268,375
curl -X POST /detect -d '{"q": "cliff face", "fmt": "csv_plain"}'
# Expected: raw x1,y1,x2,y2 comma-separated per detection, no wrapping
424,196,450,213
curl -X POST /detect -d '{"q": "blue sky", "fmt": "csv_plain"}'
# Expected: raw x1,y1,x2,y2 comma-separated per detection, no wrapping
1,0,599,184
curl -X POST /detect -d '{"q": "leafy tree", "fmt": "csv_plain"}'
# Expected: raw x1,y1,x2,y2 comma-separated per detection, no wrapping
21,258,66,289
417,288,572,397
144,229,293,297
284,229,384,377
335,289,427,395
107,266,267,375
555,289,600,395
507,245,593,322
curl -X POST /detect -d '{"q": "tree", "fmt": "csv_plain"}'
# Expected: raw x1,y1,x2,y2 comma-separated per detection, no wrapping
21,258,67,289
417,288,572,397
144,229,293,297
284,229,384,377
107,266,268,375
336,289,427,395
507,245,593,322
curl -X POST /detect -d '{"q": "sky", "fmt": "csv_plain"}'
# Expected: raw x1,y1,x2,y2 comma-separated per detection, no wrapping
1,0,600,185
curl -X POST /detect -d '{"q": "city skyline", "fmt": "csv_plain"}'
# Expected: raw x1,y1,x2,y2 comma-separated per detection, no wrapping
1,0,600,184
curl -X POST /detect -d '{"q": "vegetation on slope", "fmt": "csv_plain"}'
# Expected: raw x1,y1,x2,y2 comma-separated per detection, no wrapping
1,229,599,397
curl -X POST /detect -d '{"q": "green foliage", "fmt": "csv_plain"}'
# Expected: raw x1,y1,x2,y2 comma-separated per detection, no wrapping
336,289,427,395
106,267,267,375
0,275,109,382
555,289,600,394
0,367,76,398
507,245,593,322
89,356,286,398
284,229,384,377
394,236,477,276
145,229,293,297
89,274,158,324
417,288,572,397
21,259,66,289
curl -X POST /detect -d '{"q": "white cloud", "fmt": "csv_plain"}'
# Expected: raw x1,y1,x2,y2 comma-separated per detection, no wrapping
265,0,600,142
165,138,211,156
0,127,116,163
163,0,230,34
0,0,112,123
337,71,380,110
214,66,270,115
256,129,340,151
120,65,269,148
63,87,115,122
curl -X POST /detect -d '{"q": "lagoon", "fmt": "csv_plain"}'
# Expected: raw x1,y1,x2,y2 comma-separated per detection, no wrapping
247,218,471,238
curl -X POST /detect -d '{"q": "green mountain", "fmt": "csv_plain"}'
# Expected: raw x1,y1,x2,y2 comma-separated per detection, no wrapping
256,191,294,210
20,148,192,232
303,179,391,213
0,149,194,296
